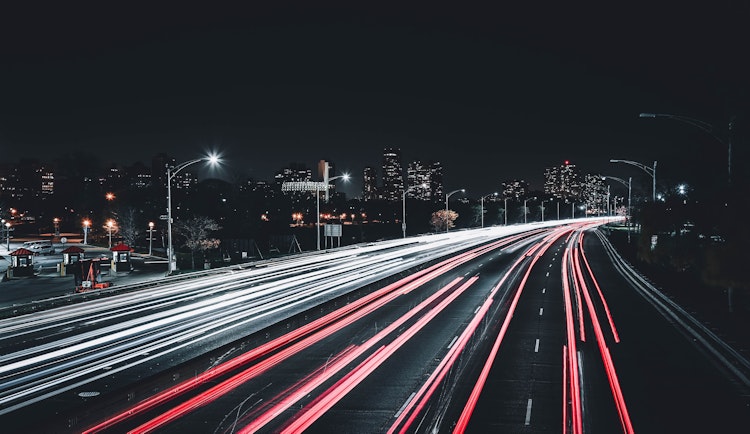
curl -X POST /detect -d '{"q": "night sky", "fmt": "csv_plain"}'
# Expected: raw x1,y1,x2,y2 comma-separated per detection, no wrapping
1,2,748,198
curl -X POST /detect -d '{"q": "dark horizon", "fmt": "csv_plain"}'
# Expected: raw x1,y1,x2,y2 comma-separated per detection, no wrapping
2,2,748,197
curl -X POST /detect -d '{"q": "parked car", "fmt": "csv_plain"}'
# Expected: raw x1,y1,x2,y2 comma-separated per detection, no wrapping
27,240,55,255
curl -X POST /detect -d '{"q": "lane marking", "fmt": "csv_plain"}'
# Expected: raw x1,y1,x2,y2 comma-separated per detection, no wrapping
539,307,544,316
447,336,458,349
542,287,546,294
534,339,540,352
525,398,533,425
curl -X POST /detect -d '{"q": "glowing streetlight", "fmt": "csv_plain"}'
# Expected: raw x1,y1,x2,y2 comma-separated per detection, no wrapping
148,221,155,256
82,219,91,245
106,220,114,248
402,183,428,238
480,192,498,228
166,154,221,273
53,217,60,237
445,189,465,233
316,169,350,250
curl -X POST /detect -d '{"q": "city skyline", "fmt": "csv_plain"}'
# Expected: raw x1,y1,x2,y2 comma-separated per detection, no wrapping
1,3,747,198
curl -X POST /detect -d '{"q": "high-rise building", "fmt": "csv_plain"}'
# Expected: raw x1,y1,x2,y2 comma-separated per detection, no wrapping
428,161,443,201
544,160,581,200
406,161,431,200
382,147,404,202
362,166,378,201
501,179,529,199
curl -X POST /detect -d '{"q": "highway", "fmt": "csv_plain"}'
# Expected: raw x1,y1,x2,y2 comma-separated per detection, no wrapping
1,218,749,433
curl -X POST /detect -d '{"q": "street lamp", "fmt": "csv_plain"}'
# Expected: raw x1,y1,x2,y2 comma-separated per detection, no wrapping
610,159,656,202
316,173,350,250
504,197,508,226
106,219,114,248
82,219,90,245
480,192,498,228
445,189,465,233
523,197,536,224
53,217,60,237
402,183,428,238
166,154,220,273
640,112,733,185
148,221,155,256
4,222,10,250
602,175,632,236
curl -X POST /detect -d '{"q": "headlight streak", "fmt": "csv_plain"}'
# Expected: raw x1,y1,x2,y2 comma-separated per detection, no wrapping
594,229,750,391
0,257,407,412
275,276,482,434
452,225,575,433
2,219,608,428
94,231,544,432
85,232,533,433
570,233,634,433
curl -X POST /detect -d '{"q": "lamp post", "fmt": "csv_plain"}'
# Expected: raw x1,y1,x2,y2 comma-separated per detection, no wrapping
445,189,465,233
106,220,114,248
53,217,60,237
610,159,656,202
317,173,349,250
402,183,427,238
602,175,632,237
504,197,508,226
4,222,10,250
148,222,155,256
541,200,546,221
82,219,90,245
480,192,498,228
166,154,220,274
640,112,733,185
523,197,536,224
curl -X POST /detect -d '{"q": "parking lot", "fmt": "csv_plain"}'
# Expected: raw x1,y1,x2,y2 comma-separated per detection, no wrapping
1,238,168,310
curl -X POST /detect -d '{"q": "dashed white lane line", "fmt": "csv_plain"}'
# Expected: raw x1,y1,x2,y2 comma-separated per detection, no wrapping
525,398,533,425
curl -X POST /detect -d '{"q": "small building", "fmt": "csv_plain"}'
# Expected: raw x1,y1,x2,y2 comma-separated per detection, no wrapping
60,246,85,276
7,247,35,278
110,243,132,272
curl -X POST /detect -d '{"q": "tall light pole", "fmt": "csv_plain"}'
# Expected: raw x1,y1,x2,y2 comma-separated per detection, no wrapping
602,175,632,237
148,221,155,256
523,197,536,224
317,173,350,250
166,154,220,273
541,200,546,221
4,222,10,250
504,197,508,226
82,219,90,245
610,159,656,202
445,189,465,233
106,220,114,248
480,192,498,228
640,112,733,185
402,183,427,238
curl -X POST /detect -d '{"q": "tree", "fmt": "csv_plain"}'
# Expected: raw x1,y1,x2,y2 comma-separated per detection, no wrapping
430,209,458,232
115,207,140,247
174,216,222,269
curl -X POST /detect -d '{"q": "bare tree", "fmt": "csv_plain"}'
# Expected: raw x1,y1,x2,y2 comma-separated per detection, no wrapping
430,209,458,232
115,207,140,247
174,216,222,270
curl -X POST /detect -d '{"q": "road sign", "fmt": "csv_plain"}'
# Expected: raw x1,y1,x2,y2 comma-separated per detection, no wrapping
159,215,169,220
